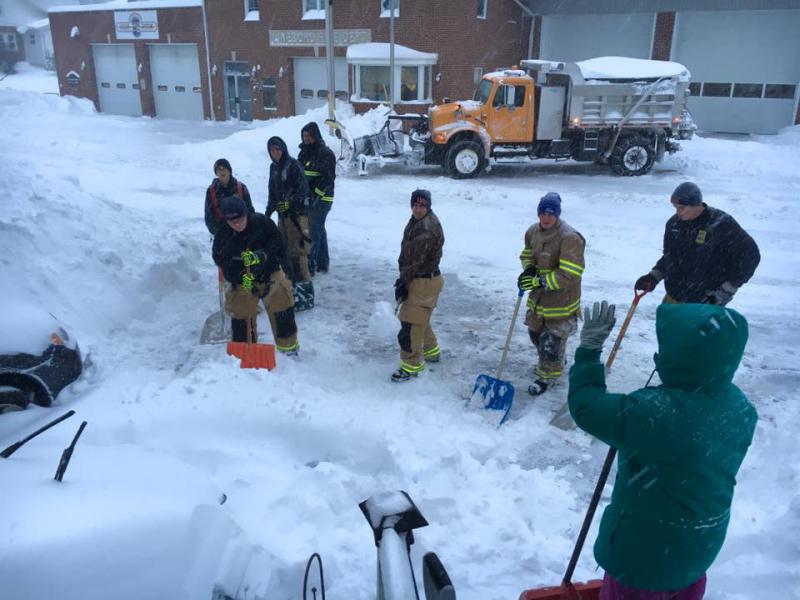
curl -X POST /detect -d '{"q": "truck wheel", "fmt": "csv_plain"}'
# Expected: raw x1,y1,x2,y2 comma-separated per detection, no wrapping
445,140,484,179
610,136,655,176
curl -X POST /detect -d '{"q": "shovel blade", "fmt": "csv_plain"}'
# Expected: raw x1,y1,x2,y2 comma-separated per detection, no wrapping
200,311,228,344
226,342,276,371
470,374,515,427
519,580,602,600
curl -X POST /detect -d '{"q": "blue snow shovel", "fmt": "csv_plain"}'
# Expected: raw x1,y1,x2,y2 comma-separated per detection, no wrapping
469,289,525,427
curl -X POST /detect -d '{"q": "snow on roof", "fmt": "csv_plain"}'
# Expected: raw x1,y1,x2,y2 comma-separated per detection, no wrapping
50,0,202,13
27,18,52,30
346,43,437,65
576,56,690,81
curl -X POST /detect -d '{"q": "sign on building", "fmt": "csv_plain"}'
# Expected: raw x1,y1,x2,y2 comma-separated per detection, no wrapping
269,29,371,47
114,11,159,40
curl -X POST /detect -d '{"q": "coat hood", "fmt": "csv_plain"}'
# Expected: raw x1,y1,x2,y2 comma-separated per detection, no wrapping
654,303,748,391
300,121,325,146
267,136,289,164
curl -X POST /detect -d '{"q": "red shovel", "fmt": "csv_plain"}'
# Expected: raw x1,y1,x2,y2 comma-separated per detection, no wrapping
519,288,649,600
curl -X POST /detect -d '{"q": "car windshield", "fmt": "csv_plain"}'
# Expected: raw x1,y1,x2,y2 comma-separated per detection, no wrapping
473,79,492,104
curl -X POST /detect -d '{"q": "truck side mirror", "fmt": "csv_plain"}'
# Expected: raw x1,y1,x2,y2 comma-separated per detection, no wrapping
442,97,450,104
423,552,456,600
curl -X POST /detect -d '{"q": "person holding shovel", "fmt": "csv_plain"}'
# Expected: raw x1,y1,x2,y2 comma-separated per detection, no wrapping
391,189,444,382
204,158,254,237
517,192,585,396
213,195,299,355
266,136,314,311
634,182,760,305
567,301,757,600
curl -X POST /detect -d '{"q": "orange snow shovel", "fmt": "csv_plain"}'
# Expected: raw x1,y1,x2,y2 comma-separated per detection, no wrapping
226,316,276,370
520,288,649,600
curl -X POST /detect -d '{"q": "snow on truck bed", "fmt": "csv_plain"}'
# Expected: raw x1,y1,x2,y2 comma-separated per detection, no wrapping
576,56,691,81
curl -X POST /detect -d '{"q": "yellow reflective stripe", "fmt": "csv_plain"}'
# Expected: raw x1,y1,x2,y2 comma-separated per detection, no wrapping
535,298,581,317
521,260,534,268
423,346,440,358
520,249,532,256
277,341,299,352
314,187,333,202
535,368,562,380
321,196,333,202
559,258,584,273
400,360,425,373
560,265,583,277
305,170,321,177
546,271,559,290
539,268,553,274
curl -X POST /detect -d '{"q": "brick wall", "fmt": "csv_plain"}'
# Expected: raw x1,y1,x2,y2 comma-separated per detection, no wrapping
651,12,675,61
49,8,209,118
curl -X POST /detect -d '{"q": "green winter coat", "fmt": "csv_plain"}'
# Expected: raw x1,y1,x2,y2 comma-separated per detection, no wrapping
568,303,757,591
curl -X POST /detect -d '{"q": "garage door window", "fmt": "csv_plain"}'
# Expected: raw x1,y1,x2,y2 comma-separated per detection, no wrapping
764,84,796,100
732,83,763,99
702,83,731,98
262,77,277,110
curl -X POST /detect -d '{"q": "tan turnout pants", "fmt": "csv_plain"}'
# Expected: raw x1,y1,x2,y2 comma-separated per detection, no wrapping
524,311,578,381
225,269,299,352
397,275,444,373
278,214,311,282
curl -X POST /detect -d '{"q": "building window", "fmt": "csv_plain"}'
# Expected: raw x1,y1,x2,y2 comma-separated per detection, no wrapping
354,64,432,103
701,83,731,98
477,0,488,19
244,0,259,20
29,33,36,45
262,77,277,110
764,84,796,99
303,0,325,19
6,33,17,52
380,0,399,18
732,83,763,99
358,66,391,101
687,82,700,96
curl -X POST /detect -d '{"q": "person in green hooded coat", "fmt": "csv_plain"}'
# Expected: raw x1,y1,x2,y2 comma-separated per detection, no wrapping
568,301,757,599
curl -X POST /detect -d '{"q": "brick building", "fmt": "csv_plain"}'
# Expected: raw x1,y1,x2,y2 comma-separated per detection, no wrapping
49,0,532,121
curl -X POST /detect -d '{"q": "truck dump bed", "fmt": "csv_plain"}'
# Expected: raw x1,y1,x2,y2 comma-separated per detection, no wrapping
522,56,691,129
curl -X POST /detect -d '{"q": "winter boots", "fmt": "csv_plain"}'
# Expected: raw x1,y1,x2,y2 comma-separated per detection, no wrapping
391,368,418,383
293,280,315,312
528,379,549,396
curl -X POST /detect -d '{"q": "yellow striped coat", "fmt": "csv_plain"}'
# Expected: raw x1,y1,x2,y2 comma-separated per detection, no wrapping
520,219,585,320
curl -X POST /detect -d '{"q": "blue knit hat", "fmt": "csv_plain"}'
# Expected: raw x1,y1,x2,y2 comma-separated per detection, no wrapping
221,195,246,220
538,192,562,217
671,182,703,206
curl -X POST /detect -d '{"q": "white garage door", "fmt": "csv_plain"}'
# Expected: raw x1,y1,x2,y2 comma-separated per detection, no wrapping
673,10,800,134
148,44,204,120
540,13,654,62
293,57,349,116
92,44,141,117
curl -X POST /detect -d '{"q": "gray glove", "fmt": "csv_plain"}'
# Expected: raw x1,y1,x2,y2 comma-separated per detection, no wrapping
706,281,738,306
580,300,617,351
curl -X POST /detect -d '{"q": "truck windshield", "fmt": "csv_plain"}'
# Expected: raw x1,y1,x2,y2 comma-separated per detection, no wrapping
473,80,492,104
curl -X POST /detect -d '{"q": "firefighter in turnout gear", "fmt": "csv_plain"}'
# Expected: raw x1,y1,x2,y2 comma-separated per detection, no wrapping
213,195,299,354
518,192,585,396
204,158,254,237
635,182,760,305
298,121,336,276
392,189,445,382
266,135,314,311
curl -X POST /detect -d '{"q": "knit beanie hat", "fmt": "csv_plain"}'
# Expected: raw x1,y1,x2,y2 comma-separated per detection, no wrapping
213,158,232,174
671,182,703,206
411,189,432,208
221,196,246,220
538,192,562,217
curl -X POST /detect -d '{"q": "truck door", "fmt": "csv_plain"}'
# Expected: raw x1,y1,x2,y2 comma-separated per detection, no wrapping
487,82,533,143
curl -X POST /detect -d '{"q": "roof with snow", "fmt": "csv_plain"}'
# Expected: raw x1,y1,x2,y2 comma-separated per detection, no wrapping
346,43,437,65
50,0,202,13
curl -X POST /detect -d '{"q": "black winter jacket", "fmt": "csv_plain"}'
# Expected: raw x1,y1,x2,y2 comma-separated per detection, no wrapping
298,122,336,202
204,176,254,236
266,136,309,219
653,205,760,303
212,213,287,288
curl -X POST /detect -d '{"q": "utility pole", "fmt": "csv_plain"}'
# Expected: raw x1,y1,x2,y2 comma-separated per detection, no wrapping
325,0,336,123
389,0,395,111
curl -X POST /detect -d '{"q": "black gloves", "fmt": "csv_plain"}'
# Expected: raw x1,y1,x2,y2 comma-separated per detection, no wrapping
517,266,539,291
635,273,658,292
394,278,408,303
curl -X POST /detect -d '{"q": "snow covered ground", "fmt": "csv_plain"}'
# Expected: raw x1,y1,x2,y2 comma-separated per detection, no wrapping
0,65,798,600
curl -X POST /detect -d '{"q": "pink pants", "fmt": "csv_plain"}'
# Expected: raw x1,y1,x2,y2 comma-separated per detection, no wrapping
600,573,706,600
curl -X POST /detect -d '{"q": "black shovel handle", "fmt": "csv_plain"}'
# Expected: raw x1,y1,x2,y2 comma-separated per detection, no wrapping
1,410,76,459
54,420,87,482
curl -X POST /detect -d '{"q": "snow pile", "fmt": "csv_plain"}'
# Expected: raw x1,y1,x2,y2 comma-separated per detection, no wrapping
0,75,798,600
577,56,690,81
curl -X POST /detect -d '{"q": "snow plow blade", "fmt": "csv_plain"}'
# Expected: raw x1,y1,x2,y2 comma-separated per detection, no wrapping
519,581,602,600
226,342,276,370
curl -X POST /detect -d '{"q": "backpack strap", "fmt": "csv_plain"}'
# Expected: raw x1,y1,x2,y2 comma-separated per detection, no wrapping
209,184,223,220
237,181,244,201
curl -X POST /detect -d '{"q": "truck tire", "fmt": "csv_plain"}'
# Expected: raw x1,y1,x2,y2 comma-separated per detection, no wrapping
445,140,484,179
609,136,655,176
